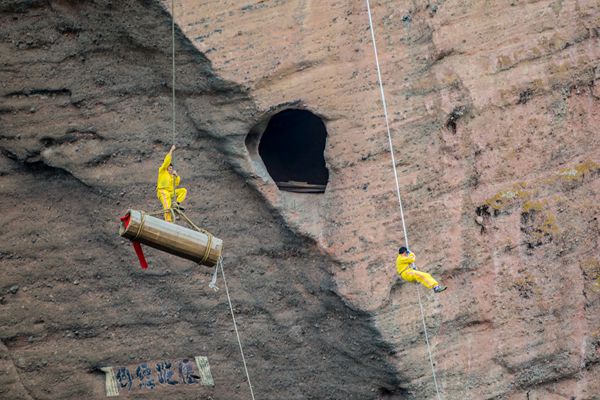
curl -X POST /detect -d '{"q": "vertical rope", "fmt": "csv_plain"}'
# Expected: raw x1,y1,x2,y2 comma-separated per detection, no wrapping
218,257,256,400
365,1,442,399
171,0,176,147
169,10,251,395
170,0,177,206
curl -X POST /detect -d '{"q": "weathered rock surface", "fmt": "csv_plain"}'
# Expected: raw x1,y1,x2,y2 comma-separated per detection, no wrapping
1,0,599,399
0,1,401,399
165,0,600,399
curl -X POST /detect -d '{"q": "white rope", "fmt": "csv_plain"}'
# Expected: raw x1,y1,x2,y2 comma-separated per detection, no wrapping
171,0,176,147
209,263,219,291
365,1,442,399
169,10,251,396
170,0,178,206
218,257,256,400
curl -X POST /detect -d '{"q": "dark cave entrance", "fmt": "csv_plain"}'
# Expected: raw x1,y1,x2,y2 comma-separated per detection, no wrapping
257,109,329,193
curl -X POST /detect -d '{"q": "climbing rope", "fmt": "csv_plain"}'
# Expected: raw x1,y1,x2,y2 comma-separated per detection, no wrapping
170,0,178,212
166,5,253,398
148,217,254,398
165,1,219,293
171,0,176,147
218,257,256,400
364,1,442,399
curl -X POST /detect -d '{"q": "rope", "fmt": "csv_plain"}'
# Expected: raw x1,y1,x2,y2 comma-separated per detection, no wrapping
364,1,442,399
218,257,256,400
133,211,147,241
170,0,177,207
171,0,176,147
147,209,168,217
202,234,213,264
176,210,210,235
166,208,214,264
167,6,251,398
209,263,219,291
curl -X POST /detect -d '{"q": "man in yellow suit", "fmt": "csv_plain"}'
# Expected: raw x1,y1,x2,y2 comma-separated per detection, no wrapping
157,145,187,222
396,247,446,293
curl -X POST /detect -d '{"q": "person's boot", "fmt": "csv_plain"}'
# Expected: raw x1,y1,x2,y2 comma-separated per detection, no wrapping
175,202,185,211
433,285,447,293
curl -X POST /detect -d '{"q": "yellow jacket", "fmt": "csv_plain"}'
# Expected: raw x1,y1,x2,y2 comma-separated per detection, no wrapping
396,252,416,275
156,151,180,193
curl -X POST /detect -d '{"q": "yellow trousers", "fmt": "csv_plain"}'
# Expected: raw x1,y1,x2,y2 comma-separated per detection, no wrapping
400,268,439,289
157,188,187,222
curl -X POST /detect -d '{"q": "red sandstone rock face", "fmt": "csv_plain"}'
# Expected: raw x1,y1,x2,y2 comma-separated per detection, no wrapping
0,0,598,398
166,0,600,398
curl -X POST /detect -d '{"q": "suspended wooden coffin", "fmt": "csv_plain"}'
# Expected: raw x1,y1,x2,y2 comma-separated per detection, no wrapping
119,209,222,268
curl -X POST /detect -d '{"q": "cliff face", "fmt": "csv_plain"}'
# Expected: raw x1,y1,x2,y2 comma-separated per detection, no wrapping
0,0,599,399
0,1,401,399
165,0,600,399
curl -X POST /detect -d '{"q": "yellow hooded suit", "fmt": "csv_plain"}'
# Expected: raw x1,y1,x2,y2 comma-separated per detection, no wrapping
156,151,186,222
396,251,439,289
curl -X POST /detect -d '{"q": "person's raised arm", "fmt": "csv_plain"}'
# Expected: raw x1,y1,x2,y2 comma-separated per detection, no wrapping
159,145,175,172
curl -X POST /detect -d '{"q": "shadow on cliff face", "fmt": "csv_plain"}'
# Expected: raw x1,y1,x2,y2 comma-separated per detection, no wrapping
0,0,406,398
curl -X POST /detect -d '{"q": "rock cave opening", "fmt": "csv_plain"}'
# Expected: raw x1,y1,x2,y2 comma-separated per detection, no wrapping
248,109,329,193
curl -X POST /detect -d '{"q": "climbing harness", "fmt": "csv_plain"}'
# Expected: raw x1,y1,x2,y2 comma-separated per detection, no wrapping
365,1,443,399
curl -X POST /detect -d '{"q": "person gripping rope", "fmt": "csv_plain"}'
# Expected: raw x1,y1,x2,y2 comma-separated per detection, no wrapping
396,246,446,293
156,145,187,222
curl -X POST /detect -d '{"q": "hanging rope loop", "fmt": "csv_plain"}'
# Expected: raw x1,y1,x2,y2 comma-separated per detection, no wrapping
170,0,178,207
209,264,219,291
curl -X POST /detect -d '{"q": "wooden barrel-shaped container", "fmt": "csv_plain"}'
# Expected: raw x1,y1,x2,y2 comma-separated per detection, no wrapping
119,209,222,267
